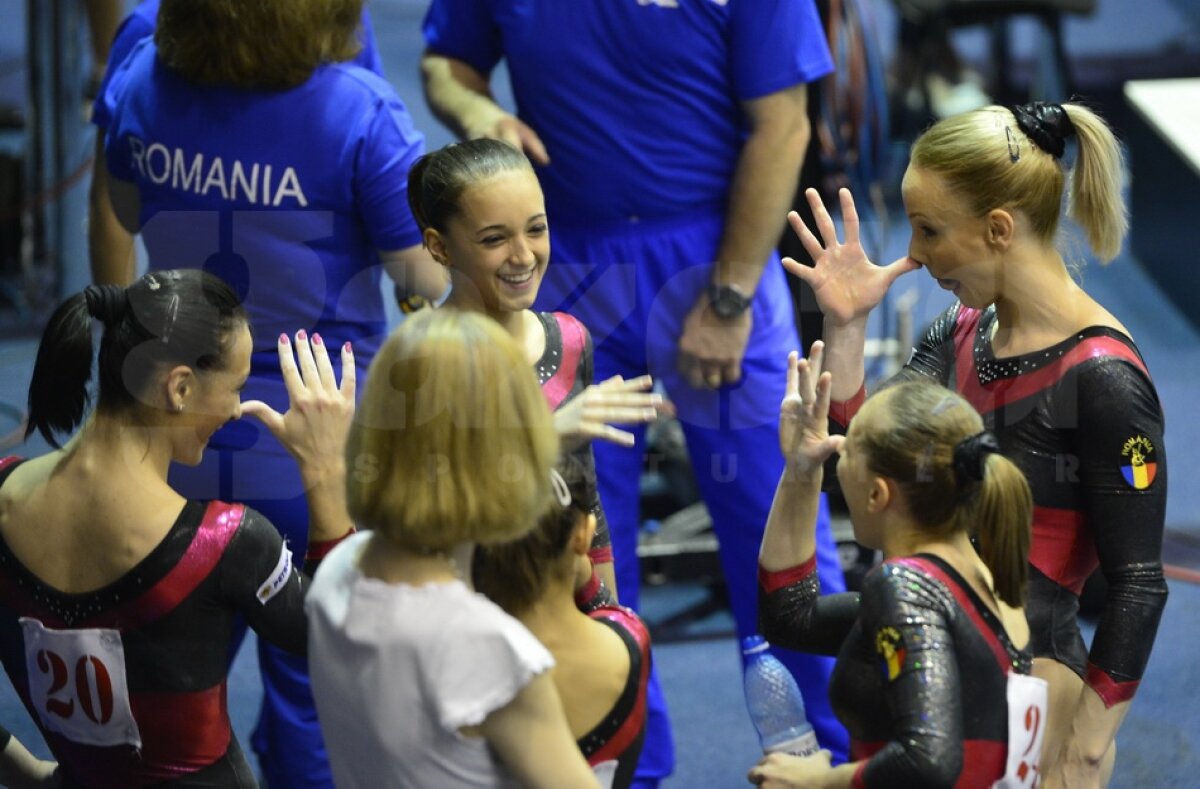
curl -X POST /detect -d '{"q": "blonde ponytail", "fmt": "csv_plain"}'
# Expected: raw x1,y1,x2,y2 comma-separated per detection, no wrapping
1063,103,1129,263
973,453,1033,607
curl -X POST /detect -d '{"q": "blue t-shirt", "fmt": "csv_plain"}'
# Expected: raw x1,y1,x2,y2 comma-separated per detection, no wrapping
422,0,833,224
91,0,385,128
102,39,424,386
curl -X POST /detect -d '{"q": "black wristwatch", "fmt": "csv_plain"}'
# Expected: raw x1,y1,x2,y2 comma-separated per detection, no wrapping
707,282,751,320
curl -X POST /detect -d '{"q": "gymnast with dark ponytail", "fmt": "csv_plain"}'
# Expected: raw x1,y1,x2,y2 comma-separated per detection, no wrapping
1,270,356,787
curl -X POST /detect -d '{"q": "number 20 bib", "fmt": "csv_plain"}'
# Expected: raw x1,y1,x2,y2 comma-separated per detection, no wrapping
20,618,141,748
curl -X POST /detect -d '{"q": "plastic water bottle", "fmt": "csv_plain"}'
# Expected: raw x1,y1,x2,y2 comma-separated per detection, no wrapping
742,635,820,757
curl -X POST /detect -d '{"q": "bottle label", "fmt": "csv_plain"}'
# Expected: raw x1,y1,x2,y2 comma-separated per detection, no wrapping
766,730,820,758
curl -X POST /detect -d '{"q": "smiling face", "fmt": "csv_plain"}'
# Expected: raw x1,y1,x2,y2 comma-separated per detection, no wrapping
174,322,252,465
430,168,550,316
901,166,1004,308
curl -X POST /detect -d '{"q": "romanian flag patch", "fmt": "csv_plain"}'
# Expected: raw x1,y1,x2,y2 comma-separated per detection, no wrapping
1120,435,1157,490
875,626,905,682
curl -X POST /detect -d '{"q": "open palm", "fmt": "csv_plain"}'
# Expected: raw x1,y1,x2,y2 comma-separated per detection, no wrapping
779,341,843,477
784,188,918,326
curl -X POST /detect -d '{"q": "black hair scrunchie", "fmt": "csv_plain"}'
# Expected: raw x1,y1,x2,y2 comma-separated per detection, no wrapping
1009,102,1076,159
953,431,1001,485
83,284,129,326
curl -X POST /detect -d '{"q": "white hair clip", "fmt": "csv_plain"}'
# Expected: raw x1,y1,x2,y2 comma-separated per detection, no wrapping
550,469,571,508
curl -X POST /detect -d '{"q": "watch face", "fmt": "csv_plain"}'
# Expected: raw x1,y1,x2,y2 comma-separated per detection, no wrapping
710,284,749,318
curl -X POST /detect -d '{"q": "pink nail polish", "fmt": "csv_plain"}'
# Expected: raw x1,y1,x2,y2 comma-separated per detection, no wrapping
312,333,323,346
297,329,307,342
279,333,289,345
343,342,353,353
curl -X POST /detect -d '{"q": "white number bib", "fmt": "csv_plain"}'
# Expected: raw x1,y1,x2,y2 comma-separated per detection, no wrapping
592,759,618,789
995,672,1048,788
20,618,141,748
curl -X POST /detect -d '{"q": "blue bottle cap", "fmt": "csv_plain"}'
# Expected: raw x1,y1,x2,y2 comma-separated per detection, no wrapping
741,635,769,655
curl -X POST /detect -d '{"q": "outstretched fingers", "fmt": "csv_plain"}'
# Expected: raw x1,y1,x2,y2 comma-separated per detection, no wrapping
814,370,833,423
276,332,303,398
838,188,860,247
596,374,651,393
310,333,338,393
806,187,840,249
787,209,827,264
806,340,825,382
795,356,818,407
293,330,320,391
785,350,801,401
338,342,356,400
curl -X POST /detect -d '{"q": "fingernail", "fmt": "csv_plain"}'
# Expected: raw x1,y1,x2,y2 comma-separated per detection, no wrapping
343,342,353,354
279,333,289,345
296,329,307,342
312,333,323,346
651,394,663,404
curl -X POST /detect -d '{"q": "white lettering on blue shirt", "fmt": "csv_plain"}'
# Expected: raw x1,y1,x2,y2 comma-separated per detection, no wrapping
125,136,308,207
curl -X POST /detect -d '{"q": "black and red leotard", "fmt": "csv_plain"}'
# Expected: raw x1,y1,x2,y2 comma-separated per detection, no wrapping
760,553,1034,788
537,310,613,564
0,456,322,787
574,573,651,789
831,303,1168,706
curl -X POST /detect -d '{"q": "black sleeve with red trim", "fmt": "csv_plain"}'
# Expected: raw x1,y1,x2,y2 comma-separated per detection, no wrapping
1066,358,1168,703
824,304,960,488
757,557,860,656
219,508,310,656
854,564,963,789
576,326,612,564
575,569,618,613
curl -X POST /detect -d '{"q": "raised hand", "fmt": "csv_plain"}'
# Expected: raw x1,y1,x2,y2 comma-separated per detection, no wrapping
778,342,844,477
241,330,356,482
784,187,918,326
555,375,668,451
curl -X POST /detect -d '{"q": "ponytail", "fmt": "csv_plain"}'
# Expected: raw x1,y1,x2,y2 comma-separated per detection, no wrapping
1063,103,1129,263
973,453,1032,608
25,293,96,447
861,382,1033,607
24,272,246,447
911,101,1128,265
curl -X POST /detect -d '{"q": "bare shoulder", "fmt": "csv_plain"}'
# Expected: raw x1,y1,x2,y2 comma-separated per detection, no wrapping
1077,293,1133,340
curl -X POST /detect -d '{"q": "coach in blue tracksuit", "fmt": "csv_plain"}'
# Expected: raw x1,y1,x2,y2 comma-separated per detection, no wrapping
422,1,851,784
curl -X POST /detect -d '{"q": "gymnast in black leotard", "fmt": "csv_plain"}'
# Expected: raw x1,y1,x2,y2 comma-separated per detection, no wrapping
856,302,1165,700
749,356,1040,788
474,453,650,789
786,101,1167,787
0,271,355,787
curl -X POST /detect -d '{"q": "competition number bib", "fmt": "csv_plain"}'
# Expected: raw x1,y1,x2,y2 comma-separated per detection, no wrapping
20,618,141,748
593,759,618,789
995,672,1048,788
